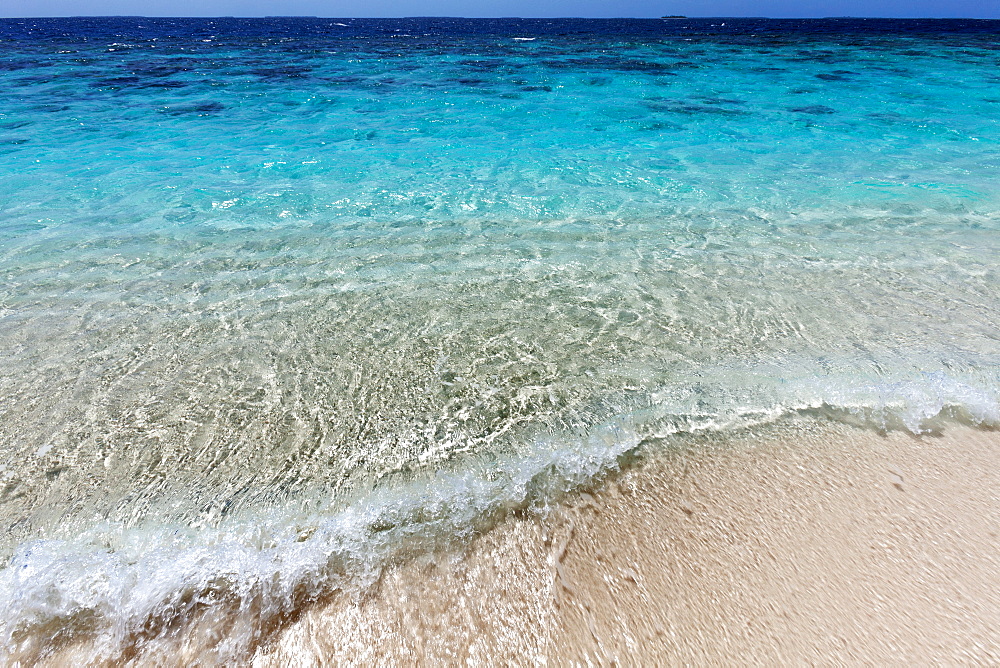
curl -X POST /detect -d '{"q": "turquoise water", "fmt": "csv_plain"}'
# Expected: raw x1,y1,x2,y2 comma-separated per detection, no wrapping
1,17,999,661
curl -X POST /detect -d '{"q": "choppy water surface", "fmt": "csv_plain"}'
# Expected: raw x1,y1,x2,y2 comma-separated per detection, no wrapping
1,17,999,662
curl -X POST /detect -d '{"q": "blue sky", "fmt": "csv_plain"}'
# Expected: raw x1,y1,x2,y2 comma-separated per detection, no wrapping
1,0,997,18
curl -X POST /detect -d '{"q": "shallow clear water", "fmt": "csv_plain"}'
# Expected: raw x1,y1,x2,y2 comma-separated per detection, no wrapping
1,17,999,661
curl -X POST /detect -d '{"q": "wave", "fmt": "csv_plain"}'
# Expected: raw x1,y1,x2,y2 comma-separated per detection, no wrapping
2,366,997,663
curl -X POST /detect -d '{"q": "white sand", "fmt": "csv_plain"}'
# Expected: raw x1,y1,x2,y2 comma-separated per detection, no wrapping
253,419,1000,665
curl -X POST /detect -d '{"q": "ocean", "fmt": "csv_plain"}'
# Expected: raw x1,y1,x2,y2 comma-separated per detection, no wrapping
1,16,998,663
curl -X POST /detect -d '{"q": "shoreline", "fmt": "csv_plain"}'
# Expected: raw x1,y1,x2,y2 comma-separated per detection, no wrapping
252,418,1000,665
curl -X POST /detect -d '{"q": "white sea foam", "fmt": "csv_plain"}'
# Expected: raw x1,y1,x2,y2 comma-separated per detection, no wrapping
2,367,996,663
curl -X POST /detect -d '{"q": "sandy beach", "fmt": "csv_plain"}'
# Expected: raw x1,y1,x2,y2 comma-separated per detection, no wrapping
252,418,1000,665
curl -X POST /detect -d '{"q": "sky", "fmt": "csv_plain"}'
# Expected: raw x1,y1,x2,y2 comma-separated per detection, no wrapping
1,0,998,18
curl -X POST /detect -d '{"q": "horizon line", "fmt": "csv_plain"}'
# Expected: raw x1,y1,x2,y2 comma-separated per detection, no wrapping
2,14,998,20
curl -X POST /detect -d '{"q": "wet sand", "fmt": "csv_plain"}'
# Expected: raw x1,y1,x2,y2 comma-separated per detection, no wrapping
253,418,1000,665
